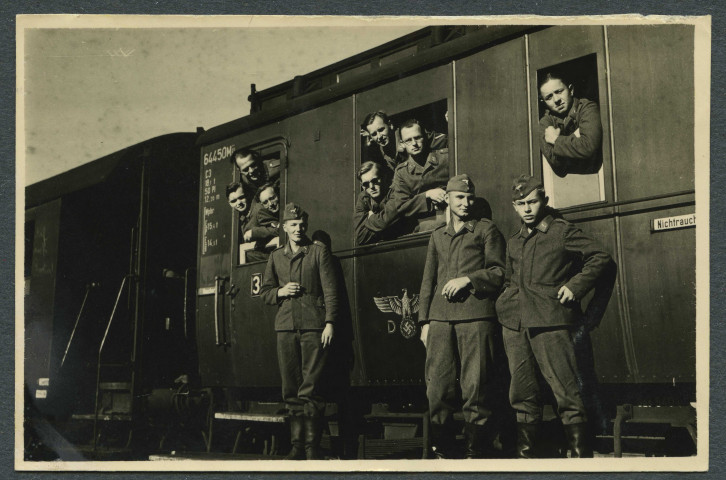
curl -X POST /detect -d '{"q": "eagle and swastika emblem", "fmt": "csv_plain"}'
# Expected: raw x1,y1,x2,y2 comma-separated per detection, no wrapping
373,289,420,340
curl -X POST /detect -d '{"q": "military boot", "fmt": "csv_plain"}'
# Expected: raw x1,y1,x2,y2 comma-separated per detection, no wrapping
564,423,593,458
463,422,498,459
303,415,324,460
285,415,305,460
516,423,540,459
429,423,456,459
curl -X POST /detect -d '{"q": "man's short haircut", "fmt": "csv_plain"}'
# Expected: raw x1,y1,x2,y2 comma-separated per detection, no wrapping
230,147,260,165
361,111,391,130
399,118,422,132
226,181,243,198
357,160,393,183
538,69,571,91
255,182,278,202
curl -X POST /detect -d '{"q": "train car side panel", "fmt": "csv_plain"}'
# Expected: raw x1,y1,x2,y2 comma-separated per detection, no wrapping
24,200,61,403
196,139,238,386
607,25,695,200
570,213,633,383
285,98,356,250
454,36,530,234
617,201,696,383
354,240,429,385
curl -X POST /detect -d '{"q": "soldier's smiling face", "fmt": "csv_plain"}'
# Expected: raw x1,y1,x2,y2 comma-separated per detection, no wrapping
235,154,264,183
446,191,475,220
283,219,307,245
513,189,547,227
259,187,280,214
365,116,393,147
227,187,248,213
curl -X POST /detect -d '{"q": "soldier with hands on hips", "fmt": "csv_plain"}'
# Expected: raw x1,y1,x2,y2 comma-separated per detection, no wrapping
260,203,338,460
418,174,507,458
495,174,614,458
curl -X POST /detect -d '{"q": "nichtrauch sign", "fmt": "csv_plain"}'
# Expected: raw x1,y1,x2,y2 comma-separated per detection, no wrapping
651,213,696,232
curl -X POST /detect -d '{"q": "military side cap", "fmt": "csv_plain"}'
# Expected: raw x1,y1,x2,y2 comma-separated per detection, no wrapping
512,174,543,200
446,174,475,193
282,202,308,222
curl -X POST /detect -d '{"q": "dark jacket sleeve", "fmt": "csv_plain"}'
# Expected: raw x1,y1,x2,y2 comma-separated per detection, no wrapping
389,169,431,218
552,100,603,160
259,254,281,306
417,234,438,324
538,115,570,177
502,237,513,290
245,204,279,242
317,246,339,324
562,223,613,300
467,223,506,294
354,192,377,246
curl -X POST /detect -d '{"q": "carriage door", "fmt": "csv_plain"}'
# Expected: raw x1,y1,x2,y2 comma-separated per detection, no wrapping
196,140,238,386
228,135,286,388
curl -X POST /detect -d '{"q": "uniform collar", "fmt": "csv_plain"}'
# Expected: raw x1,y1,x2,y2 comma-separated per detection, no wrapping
284,236,311,257
548,97,582,127
405,150,437,173
445,218,476,236
518,214,554,237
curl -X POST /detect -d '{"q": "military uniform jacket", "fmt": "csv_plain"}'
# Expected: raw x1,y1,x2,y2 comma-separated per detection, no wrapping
245,203,280,249
418,218,506,323
495,215,613,330
539,97,603,177
260,238,339,331
389,133,449,219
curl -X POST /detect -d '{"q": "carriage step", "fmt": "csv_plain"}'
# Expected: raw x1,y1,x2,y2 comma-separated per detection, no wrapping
71,413,132,422
214,412,287,423
99,382,131,391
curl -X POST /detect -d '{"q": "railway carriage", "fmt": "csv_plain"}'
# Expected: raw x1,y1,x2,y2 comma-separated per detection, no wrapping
23,24,698,460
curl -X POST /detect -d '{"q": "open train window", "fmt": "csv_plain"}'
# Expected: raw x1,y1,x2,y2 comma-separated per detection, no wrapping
234,145,283,265
536,54,605,209
357,99,450,245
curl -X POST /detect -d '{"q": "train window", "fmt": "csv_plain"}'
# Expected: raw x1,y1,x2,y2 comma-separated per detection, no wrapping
536,54,606,209
235,147,282,265
358,99,450,244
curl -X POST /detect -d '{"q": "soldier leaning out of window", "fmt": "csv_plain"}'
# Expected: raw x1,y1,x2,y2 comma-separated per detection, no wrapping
388,119,450,233
226,181,250,236
243,183,281,262
230,148,281,203
538,70,603,177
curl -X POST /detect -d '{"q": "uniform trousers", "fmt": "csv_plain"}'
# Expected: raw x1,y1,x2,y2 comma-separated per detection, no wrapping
502,325,587,425
425,319,500,426
277,330,327,416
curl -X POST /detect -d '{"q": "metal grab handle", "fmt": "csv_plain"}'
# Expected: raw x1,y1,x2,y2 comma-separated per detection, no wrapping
214,276,228,346
60,282,99,368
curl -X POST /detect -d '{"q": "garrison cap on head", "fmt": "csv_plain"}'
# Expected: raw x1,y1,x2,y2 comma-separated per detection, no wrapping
282,202,308,222
512,174,544,201
446,174,475,194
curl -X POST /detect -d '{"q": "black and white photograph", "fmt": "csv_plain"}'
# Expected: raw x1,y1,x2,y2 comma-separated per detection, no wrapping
16,15,710,473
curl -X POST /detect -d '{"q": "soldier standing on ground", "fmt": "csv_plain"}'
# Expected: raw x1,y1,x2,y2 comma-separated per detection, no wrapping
418,174,507,458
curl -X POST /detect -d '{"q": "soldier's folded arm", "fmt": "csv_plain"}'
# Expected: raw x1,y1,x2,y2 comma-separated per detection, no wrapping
539,116,566,175
552,100,603,160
